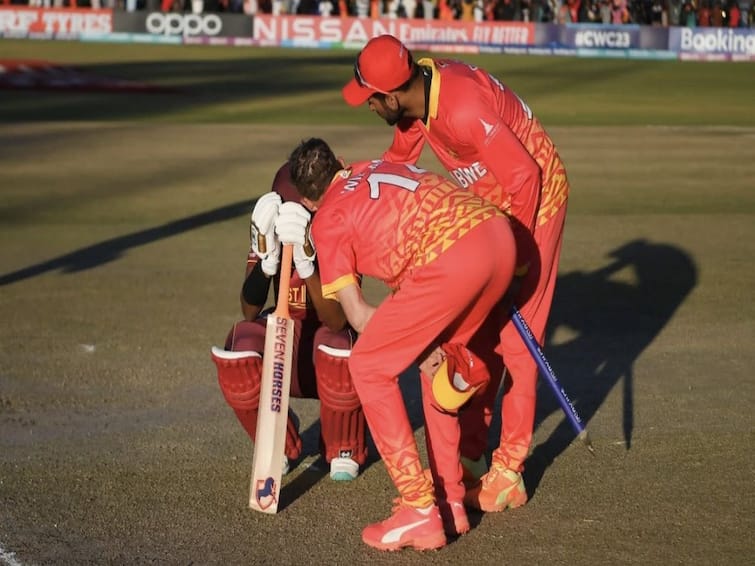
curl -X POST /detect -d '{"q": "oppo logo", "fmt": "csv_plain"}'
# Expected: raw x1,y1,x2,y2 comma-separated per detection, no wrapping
145,13,222,36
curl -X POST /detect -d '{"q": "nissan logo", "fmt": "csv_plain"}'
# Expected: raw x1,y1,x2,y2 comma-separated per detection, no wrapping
145,13,223,36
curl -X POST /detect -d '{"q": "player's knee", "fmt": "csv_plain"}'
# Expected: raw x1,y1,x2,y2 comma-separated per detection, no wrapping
315,344,367,466
224,320,266,352
313,325,355,351
211,346,262,411
315,344,361,411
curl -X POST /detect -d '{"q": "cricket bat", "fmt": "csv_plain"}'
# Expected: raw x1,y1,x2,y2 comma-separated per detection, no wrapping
249,244,295,513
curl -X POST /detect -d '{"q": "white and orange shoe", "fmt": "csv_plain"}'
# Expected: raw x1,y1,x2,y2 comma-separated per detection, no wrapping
464,464,528,512
362,500,446,551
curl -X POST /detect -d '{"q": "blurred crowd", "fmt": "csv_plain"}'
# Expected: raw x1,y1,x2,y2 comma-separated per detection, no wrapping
246,0,755,27
6,0,754,27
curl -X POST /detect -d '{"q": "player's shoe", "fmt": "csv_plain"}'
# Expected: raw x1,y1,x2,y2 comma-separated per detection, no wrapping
329,456,359,481
464,464,528,512
461,454,488,489
420,469,470,536
438,500,470,537
361,500,446,551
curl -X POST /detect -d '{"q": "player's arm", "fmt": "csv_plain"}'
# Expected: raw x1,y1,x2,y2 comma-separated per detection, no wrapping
478,126,540,232
275,202,350,332
334,282,376,334
244,192,283,320
453,106,541,274
302,268,348,332
477,127,540,276
240,254,271,321
382,119,425,164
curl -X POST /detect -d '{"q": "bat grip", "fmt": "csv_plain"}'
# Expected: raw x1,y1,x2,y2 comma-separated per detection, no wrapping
275,245,294,319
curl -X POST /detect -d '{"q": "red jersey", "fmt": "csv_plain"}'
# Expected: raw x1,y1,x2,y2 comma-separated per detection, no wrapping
312,160,502,299
383,58,569,266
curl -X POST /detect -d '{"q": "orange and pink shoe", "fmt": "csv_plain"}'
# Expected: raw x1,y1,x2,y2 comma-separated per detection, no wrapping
464,464,528,512
421,468,471,537
361,499,446,551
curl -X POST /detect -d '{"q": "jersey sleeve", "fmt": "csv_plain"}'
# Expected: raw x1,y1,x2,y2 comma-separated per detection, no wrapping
450,103,541,274
383,118,426,164
312,207,360,301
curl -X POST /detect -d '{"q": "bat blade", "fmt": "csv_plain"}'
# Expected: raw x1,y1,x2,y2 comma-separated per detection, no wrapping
249,245,295,514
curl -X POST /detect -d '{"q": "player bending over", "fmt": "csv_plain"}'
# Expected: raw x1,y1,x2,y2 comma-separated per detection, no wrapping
284,138,517,551
343,34,571,511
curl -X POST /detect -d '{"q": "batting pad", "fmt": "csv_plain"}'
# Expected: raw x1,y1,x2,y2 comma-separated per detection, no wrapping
211,346,262,360
316,344,351,358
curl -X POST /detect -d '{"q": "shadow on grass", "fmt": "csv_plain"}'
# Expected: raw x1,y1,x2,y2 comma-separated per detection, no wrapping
0,200,251,286
523,239,698,498
283,239,699,510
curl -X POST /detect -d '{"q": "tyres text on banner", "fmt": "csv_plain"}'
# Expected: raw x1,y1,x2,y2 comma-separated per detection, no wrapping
0,7,112,38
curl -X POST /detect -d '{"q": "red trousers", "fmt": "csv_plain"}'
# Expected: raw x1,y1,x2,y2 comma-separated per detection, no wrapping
349,217,516,506
460,200,568,472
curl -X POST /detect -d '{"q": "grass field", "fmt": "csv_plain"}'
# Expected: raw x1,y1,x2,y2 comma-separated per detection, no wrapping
1,38,754,565
2,39,755,126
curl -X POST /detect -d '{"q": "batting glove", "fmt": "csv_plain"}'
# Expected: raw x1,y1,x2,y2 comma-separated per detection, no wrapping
275,202,316,279
250,192,282,277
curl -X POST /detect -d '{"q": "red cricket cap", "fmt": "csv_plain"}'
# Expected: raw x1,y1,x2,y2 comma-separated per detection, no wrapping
432,343,490,411
342,35,413,107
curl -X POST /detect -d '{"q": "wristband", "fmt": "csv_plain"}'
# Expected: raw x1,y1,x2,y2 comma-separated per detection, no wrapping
242,262,272,307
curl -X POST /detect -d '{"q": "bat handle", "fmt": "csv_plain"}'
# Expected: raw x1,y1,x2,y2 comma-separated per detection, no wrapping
275,245,294,319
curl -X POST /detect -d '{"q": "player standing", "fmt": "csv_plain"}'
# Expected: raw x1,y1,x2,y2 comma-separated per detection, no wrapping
342,34,571,512
284,138,517,551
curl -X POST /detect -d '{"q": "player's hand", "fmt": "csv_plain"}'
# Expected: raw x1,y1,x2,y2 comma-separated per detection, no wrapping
275,202,316,279
250,192,282,277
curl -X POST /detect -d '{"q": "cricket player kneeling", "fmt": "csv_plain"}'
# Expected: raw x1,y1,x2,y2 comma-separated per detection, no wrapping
211,330,302,475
